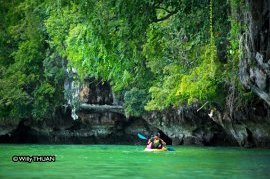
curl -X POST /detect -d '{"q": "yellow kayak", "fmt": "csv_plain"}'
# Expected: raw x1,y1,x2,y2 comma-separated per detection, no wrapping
144,147,167,152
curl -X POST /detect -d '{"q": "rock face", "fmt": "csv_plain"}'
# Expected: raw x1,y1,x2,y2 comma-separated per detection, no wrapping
1,111,152,144
220,0,270,148
1,77,270,147
79,78,113,105
239,0,270,105
0,79,153,144
209,102,270,148
143,105,237,146
0,78,236,146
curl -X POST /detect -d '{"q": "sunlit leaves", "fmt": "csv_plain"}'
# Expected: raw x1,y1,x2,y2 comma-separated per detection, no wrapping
0,0,244,119
177,45,219,104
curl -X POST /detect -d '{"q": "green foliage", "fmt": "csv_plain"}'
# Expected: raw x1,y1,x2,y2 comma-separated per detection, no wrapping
177,45,219,104
32,82,55,119
0,0,65,121
220,0,254,111
0,0,253,120
145,72,182,110
144,0,223,110
124,88,149,117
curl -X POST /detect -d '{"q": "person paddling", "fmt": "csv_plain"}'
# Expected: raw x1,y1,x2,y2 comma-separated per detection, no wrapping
150,133,166,149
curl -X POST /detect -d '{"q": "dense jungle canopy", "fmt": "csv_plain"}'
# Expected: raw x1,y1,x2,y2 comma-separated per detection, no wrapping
0,0,254,120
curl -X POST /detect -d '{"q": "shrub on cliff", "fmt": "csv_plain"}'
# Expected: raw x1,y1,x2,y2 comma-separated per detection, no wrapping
124,88,149,117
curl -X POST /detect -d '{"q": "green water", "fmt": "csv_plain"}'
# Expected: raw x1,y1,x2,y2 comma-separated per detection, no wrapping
0,145,270,178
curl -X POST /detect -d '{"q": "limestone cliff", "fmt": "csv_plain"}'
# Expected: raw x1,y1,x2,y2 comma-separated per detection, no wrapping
0,79,153,144
208,0,270,148
239,0,270,105
0,1,269,147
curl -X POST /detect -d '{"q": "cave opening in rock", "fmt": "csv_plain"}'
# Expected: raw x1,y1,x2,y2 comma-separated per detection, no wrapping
246,128,255,147
158,130,172,145
13,120,39,143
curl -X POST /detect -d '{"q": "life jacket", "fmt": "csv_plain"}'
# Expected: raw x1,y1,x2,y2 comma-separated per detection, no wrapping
151,139,162,149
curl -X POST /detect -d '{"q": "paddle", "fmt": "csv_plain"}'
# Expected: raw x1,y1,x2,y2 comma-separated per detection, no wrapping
137,133,175,151
137,133,148,140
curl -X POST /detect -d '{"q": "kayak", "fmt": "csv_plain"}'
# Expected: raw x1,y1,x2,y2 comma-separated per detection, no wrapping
144,147,167,152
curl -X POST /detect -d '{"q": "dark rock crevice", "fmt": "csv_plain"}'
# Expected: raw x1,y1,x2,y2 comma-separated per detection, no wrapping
158,130,172,145
245,128,255,148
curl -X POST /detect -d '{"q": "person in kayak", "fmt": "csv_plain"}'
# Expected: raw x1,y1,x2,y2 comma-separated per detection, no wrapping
150,133,166,149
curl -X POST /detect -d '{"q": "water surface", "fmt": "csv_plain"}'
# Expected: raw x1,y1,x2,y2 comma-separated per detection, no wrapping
0,145,269,178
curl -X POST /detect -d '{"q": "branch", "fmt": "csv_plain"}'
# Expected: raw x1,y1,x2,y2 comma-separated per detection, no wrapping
154,10,178,22
197,101,209,112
